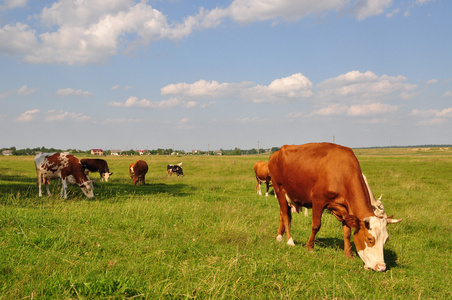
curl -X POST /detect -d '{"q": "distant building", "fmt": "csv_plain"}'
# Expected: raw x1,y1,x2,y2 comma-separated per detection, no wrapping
91,149,103,156
110,150,122,156
2,150,13,156
137,150,146,155
213,150,222,155
192,149,201,154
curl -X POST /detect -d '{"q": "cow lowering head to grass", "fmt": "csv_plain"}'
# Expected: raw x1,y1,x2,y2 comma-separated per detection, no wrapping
80,158,113,182
129,160,148,185
34,153,94,199
253,161,271,196
268,143,401,271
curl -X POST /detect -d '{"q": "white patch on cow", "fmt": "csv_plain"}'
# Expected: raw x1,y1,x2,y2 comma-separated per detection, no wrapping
357,216,389,272
276,235,283,242
257,182,262,195
287,237,295,246
102,172,111,182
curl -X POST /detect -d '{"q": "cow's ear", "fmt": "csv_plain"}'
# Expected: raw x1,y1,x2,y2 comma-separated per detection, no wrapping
344,214,360,229
110,172,113,175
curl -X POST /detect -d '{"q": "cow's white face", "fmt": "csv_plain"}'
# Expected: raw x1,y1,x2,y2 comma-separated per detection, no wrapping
354,216,389,272
102,172,112,182
79,181,94,198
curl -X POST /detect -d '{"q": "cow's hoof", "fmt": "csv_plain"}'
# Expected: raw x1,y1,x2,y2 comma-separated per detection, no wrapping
276,235,283,242
287,237,295,246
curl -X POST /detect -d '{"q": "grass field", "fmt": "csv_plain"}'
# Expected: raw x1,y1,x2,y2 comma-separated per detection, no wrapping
0,148,451,299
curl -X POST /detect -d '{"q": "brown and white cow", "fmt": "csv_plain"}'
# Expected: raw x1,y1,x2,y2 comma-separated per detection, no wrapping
268,143,401,271
254,161,271,196
34,153,94,199
80,158,113,182
129,160,148,185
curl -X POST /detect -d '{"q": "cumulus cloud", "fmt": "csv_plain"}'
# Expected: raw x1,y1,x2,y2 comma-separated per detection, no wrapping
56,88,92,97
15,109,90,122
17,85,37,96
15,109,39,122
161,79,249,99
412,107,452,125
108,96,182,109
316,70,417,102
310,102,398,117
243,73,313,103
0,0,27,11
0,0,402,65
443,90,452,97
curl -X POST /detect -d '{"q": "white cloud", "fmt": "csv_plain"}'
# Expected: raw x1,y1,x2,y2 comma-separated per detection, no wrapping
15,109,91,122
109,96,181,109
15,109,39,122
161,79,248,99
412,107,452,125
0,0,27,11
17,85,37,96
316,70,417,102
352,0,393,21
443,90,452,97
426,79,438,85
311,102,398,116
56,88,92,97
243,73,313,103
0,0,401,65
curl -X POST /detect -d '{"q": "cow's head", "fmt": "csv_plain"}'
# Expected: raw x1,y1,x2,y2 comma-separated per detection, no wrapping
102,172,113,182
345,215,401,271
79,180,94,198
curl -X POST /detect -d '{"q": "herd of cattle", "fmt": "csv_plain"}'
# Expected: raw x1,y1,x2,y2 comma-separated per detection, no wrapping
33,143,402,272
33,153,184,199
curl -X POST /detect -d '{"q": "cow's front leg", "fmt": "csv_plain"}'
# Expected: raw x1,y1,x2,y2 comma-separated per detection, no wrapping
306,203,323,251
342,223,353,258
60,179,68,199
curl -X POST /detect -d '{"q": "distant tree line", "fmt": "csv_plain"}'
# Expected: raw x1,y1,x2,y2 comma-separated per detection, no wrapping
0,146,282,156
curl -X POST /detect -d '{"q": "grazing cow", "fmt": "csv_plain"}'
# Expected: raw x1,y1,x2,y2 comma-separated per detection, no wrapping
166,163,184,177
268,143,401,271
80,158,113,182
129,160,148,185
34,153,94,199
254,161,271,196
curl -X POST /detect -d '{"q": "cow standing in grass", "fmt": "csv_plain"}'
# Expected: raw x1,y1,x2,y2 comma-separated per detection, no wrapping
268,143,401,271
254,161,271,196
34,152,94,199
81,158,113,182
129,160,148,185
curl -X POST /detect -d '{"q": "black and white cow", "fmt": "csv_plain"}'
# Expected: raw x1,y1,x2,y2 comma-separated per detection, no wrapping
167,163,184,177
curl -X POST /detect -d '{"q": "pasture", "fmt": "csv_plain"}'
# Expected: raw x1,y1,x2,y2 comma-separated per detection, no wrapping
0,148,451,299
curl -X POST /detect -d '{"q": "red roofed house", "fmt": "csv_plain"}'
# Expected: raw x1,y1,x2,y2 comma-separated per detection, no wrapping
91,149,103,156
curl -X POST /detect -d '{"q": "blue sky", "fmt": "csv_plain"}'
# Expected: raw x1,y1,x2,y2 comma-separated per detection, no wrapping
1,0,451,152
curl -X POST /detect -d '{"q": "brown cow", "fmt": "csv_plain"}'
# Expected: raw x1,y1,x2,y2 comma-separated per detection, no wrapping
254,161,271,196
81,158,113,182
129,160,148,185
34,152,94,199
268,143,401,271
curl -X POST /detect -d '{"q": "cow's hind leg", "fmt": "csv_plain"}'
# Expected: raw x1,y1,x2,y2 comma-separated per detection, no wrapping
265,181,270,196
274,186,294,246
256,179,262,195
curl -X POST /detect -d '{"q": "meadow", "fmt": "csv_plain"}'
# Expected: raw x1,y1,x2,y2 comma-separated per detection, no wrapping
0,147,451,299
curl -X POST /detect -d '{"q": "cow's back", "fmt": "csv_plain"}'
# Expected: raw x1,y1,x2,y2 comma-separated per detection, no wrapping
254,161,270,181
269,143,365,207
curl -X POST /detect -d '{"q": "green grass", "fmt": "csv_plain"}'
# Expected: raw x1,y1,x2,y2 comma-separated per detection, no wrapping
0,149,451,299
